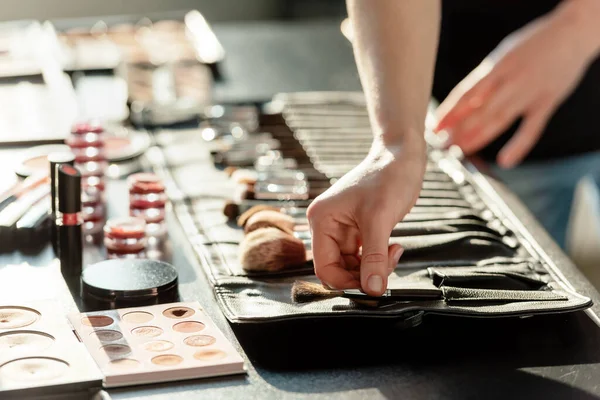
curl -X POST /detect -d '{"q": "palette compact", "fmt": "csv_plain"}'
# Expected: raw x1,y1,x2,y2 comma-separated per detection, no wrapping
69,301,245,388
0,301,245,397
0,301,103,399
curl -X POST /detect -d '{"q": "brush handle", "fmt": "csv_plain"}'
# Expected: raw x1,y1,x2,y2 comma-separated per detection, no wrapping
342,287,443,300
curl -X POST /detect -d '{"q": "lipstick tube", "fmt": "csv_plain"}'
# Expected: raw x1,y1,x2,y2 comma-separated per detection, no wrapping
56,164,83,298
48,151,76,255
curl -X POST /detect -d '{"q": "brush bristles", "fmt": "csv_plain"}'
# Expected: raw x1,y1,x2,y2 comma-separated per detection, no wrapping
223,201,240,220
240,227,307,272
237,205,280,228
244,209,295,234
291,281,343,303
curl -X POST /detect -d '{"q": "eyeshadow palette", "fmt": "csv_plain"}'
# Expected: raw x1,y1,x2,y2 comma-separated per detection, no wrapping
0,301,103,399
69,301,245,388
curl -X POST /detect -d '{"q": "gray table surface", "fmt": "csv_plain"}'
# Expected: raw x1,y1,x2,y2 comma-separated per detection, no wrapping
2,19,600,400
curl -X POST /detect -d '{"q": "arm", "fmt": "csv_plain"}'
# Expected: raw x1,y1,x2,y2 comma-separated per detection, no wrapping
307,0,440,296
348,0,440,146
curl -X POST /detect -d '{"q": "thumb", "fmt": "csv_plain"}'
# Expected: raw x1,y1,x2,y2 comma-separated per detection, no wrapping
360,222,392,296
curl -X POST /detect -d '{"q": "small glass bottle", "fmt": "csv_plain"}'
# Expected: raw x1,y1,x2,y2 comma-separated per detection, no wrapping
128,173,168,237
104,217,147,259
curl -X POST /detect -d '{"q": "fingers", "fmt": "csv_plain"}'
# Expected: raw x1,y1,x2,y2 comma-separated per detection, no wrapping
387,244,404,275
448,83,528,155
497,104,553,168
435,60,497,132
311,231,360,289
359,221,394,296
308,199,361,290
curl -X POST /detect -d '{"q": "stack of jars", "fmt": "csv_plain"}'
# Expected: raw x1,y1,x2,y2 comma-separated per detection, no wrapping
128,173,167,238
66,121,107,236
104,217,147,259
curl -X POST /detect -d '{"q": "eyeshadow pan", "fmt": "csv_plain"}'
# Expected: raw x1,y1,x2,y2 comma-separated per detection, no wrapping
0,331,54,354
82,316,114,327
108,358,141,371
162,307,195,319
0,306,40,329
0,357,69,382
184,335,216,347
193,349,227,361
143,340,174,352
131,326,163,338
172,321,205,333
90,330,123,342
151,354,183,366
122,311,153,324
101,344,132,357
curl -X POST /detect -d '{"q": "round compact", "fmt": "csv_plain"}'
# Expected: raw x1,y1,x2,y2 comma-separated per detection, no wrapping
104,131,151,162
82,259,178,310
15,145,71,178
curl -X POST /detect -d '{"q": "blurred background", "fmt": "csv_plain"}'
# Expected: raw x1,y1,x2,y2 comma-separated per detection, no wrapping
0,0,346,21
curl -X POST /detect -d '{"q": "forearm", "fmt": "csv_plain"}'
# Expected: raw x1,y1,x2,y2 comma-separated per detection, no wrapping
347,0,440,147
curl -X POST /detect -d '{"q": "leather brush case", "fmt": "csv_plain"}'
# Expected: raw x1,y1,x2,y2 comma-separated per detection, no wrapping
149,92,592,329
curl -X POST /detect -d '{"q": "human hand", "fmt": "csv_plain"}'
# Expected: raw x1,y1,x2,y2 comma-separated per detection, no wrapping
307,137,426,296
435,2,600,168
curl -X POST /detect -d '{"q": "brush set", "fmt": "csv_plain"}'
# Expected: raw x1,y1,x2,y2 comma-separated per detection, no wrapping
144,91,590,328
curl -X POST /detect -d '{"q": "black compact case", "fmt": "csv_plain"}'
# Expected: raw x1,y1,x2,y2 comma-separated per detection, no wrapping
146,92,592,355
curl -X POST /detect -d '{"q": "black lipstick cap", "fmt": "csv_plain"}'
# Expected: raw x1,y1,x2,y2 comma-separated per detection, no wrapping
49,152,76,215
57,164,81,214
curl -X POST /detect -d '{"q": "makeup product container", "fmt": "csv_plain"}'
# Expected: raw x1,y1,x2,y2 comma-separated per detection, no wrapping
104,217,147,259
128,173,168,237
14,144,71,178
0,301,103,399
48,151,76,255
69,301,245,388
56,164,83,298
81,259,178,310
67,122,107,236
0,299,245,397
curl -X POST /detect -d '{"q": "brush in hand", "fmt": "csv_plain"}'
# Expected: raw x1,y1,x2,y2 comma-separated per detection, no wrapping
291,281,347,303
291,280,443,304
291,281,383,307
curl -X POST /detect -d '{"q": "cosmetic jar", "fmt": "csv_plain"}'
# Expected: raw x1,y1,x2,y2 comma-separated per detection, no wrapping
104,217,147,259
81,189,105,236
67,122,107,236
128,173,167,236
82,259,179,310
71,121,104,135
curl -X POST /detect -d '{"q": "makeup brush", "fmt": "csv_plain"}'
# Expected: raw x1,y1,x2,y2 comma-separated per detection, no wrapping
237,204,305,227
239,227,307,272
225,201,280,221
0,172,50,212
224,199,312,221
241,209,296,234
223,201,241,221
291,280,443,304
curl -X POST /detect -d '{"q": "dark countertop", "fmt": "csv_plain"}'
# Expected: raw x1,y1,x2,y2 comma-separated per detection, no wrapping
2,19,600,400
